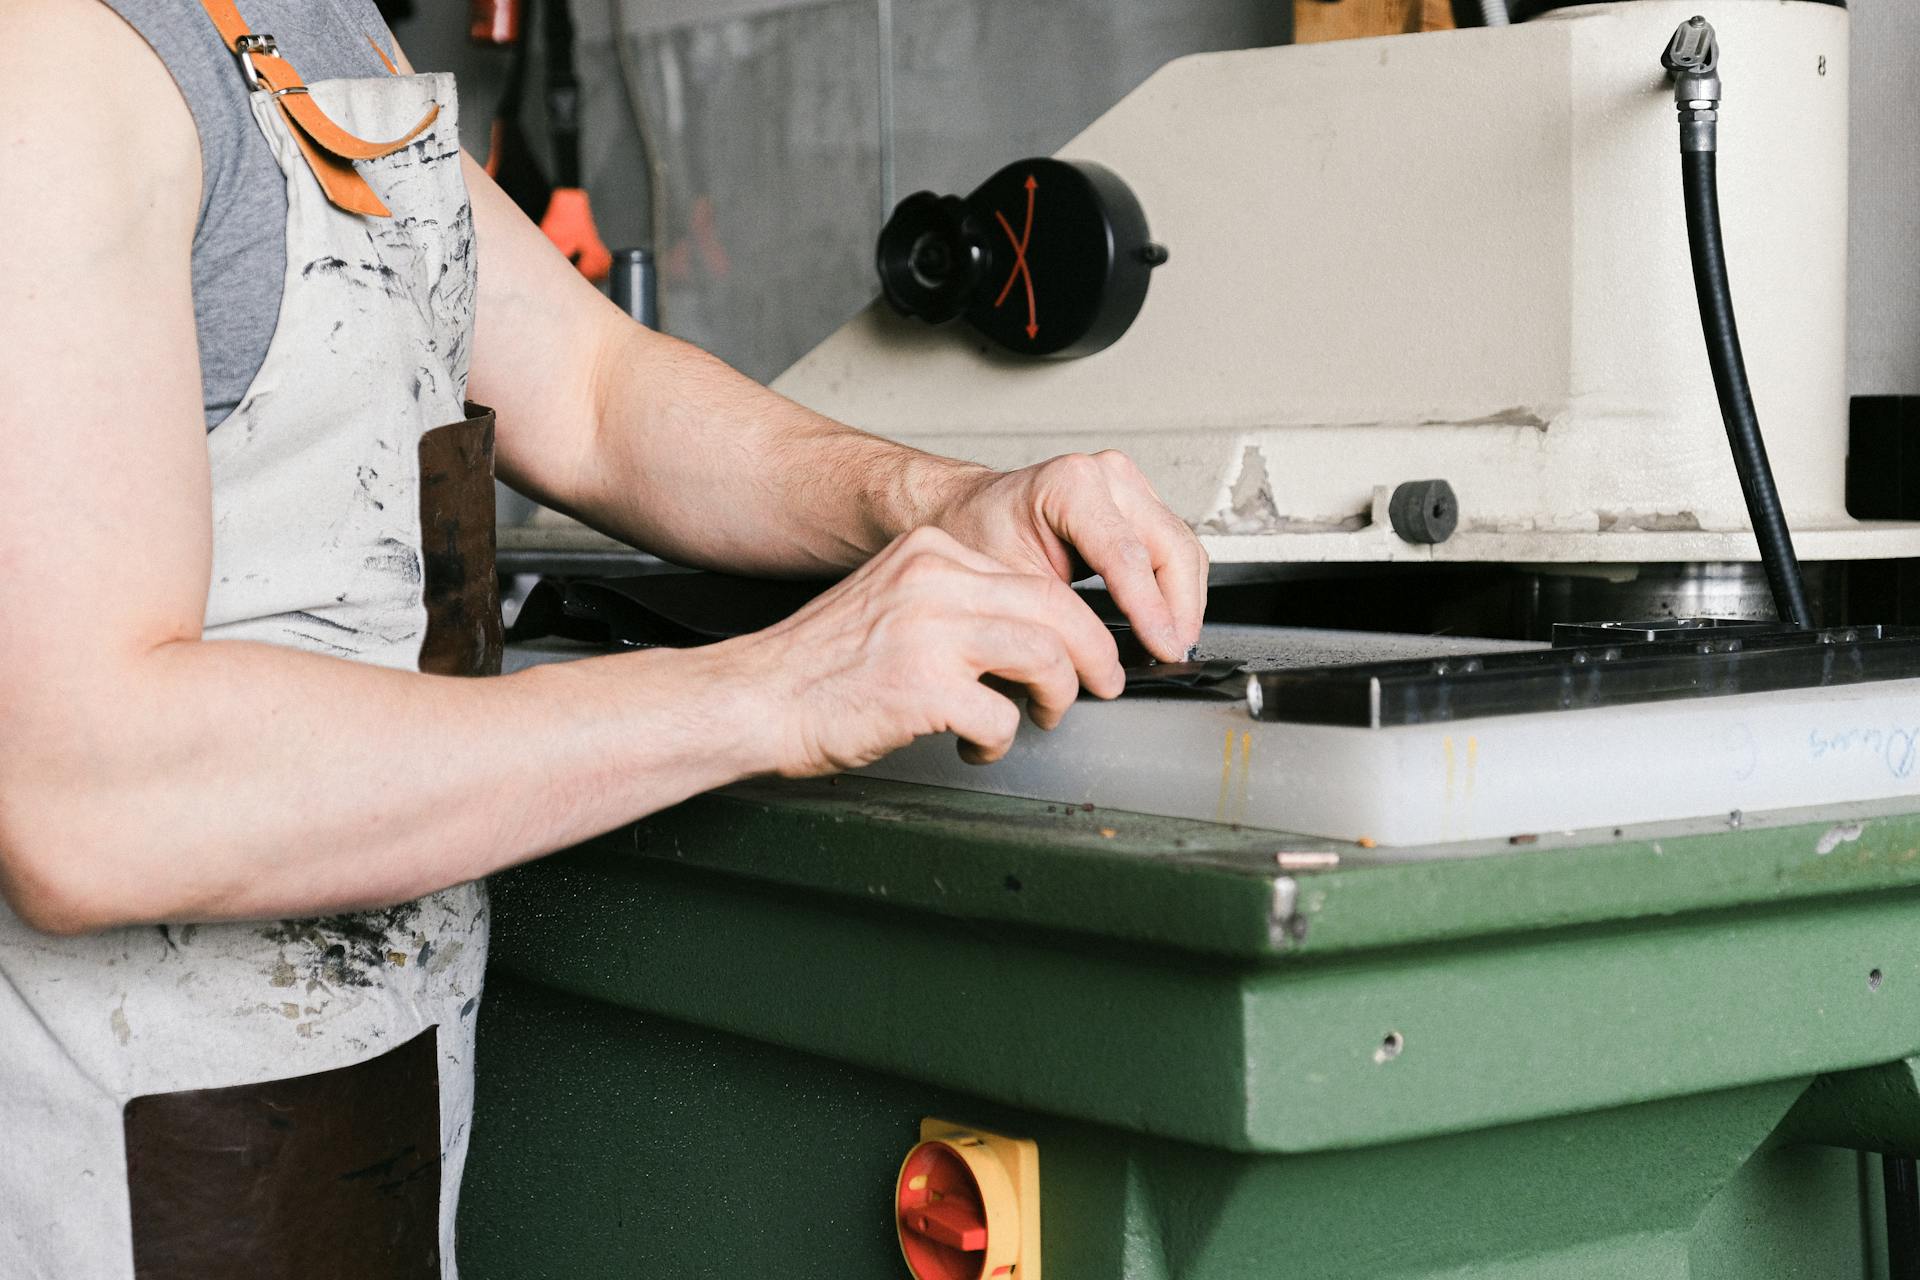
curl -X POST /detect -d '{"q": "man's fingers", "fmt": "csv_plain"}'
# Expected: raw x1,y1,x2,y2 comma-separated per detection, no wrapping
947,681,1022,765
1039,460,1184,662
1105,478,1209,652
885,529,1122,699
961,617,1082,730
938,570,1122,700
1155,526,1210,651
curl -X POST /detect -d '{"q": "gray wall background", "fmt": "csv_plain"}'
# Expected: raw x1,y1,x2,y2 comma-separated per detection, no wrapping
1847,0,1920,397
393,0,1916,397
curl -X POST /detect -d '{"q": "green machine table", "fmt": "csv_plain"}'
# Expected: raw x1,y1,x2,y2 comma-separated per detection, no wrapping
457,773,1920,1278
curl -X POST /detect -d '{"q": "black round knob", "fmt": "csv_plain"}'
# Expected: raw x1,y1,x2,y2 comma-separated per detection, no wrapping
1389,480,1460,545
874,158,1162,359
876,193,989,325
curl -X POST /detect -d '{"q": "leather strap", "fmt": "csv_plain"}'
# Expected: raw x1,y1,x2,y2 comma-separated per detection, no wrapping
283,126,393,218
248,49,438,159
367,35,400,77
195,0,440,217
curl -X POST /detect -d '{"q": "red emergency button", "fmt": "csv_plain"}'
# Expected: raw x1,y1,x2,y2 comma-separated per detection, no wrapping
895,1121,1040,1280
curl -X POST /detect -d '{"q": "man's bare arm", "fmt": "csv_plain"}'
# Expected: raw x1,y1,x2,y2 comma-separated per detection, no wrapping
463,162,975,570
0,0,1121,934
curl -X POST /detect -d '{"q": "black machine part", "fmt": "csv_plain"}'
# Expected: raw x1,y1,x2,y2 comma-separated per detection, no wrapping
876,158,1166,359
1660,17,1814,629
1387,480,1459,545
542,0,583,189
506,574,1220,696
1512,0,1842,20
1448,0,1510,26
1248,624,1920,727
875,193,985,325
1548,616,1778,645
1887,1155,1920,1280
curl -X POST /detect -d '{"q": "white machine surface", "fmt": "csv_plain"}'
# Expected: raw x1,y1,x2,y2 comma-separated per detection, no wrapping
506,620,1920,848
856,623,1920,846
775,1,1920,567
513,2,1920,853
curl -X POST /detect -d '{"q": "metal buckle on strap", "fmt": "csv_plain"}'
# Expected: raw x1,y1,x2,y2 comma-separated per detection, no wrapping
233,33,278,91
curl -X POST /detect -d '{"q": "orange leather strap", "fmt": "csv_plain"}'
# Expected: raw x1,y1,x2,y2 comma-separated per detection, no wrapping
282,121,395,218
246,51,439,159
367,35,401,77
194,0,439,217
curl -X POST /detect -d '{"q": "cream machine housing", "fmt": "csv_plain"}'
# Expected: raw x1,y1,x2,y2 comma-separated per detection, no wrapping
775,0,1909,569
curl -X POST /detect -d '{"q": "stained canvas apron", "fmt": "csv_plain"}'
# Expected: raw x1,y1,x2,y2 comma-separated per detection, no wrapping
0,4,501,1276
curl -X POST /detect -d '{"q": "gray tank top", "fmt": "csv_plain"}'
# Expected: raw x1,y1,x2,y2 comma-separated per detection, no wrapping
100,0,401,428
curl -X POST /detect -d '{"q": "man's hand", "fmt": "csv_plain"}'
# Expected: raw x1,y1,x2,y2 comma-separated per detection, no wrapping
461,123,1209,772
919,451,1209,663
729,526,1127,774
722,450,1206,774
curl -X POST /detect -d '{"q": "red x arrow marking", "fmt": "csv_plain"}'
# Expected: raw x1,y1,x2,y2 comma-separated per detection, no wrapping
993,174,1039,340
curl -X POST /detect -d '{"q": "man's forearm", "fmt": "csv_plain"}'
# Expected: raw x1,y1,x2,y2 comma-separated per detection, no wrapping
554,321,991,576
463,156,985,576
0,638,764,933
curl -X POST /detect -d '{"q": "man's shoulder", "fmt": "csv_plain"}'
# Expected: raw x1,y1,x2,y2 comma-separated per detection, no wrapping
7,0,170,71
0,0,200,212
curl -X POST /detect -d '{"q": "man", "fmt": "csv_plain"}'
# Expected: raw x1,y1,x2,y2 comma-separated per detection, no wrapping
0,0,1206,1273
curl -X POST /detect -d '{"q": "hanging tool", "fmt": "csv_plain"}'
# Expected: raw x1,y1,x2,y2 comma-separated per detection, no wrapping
469,0,521,45
536,0,612,281
483,0,552,221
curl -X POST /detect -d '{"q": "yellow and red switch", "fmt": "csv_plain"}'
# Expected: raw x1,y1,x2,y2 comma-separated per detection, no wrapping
895,1119,1040,1280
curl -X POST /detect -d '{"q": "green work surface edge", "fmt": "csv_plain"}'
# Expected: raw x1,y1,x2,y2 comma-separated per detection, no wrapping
488,780,1920,1154
578,777,1920,960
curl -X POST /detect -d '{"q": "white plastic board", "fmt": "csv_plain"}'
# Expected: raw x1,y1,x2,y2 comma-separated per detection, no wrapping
859,635,1920,846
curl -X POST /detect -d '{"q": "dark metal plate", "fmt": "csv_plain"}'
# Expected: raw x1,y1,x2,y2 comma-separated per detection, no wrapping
1249,625,1920,727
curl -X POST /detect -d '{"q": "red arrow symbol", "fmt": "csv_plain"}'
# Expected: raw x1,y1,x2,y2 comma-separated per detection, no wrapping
993,174,1039,340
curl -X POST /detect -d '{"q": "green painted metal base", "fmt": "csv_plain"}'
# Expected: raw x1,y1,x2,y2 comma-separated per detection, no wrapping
458,780,1920,1278
462,977,1890,1278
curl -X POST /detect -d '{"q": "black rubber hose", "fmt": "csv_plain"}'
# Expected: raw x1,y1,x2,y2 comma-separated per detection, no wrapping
1887,1155,1920,1279
1680,149,1815,628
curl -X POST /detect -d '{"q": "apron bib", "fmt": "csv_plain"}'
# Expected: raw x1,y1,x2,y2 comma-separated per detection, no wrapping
0,6,499,1276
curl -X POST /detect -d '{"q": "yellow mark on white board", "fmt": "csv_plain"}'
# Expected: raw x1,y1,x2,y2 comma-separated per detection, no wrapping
1216,727,1235,822
1235,732,1253,824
